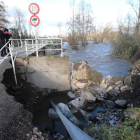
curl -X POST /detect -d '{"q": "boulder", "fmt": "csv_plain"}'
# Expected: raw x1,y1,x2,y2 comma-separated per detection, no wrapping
89,70,103,85
81,91,96,102
100,79,108,88
68,97,87,109
124,75,132,86
48,109,59,119
67,91,76,100
104,75,113,86
115,100,126,107
106,86,114,92
92,86,105,96
112,76,124,85
104,89,120,100
57,103,84,128
71,79,79,91
71,61,91,80
120,85,130,92
78,109,91,122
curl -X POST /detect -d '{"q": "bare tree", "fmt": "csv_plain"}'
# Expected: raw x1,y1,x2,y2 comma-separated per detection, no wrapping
0,1,9,26
75,0,94,46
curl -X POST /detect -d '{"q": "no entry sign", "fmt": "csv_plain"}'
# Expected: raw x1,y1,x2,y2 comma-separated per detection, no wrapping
30,15,40,26
29,3,40,14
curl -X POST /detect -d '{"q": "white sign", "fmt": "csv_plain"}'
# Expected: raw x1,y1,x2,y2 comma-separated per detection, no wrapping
30,15,40,26
29,3,40,15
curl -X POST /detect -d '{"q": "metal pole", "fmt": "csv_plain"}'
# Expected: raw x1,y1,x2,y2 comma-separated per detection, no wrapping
9,44,17,85
35,26,38,57
61,38,63,57
50,101,94,140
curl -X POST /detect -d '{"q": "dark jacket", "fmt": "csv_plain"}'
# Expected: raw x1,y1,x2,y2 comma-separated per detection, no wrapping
4,31,11,42
0,30,5,48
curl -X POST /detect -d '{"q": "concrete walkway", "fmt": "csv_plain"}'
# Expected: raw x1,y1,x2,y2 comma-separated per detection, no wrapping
0,58,23,138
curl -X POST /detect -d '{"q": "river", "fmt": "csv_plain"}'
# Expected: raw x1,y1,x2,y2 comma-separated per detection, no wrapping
63,41,132,77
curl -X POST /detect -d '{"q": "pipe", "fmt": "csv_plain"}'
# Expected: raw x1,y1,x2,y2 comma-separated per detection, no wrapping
50,100,94,140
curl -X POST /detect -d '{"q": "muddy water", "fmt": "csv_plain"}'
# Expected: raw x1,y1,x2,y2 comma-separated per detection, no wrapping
33,41,132,135
63,41,132,77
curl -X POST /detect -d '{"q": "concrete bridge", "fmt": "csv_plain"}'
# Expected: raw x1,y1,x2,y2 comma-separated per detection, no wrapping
0,38,70,91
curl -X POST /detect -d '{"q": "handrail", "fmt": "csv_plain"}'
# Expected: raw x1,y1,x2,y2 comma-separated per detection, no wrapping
50,101,94,140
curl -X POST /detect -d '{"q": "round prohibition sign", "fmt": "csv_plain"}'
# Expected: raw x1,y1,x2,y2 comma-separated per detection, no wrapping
30,15,40,26
29,3,40,15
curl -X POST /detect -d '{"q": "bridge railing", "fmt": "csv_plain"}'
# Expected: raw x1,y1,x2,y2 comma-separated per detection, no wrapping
10,38,63,57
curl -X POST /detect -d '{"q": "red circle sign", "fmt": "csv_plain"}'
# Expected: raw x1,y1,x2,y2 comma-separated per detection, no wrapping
29,3,40,14
30,15,40,26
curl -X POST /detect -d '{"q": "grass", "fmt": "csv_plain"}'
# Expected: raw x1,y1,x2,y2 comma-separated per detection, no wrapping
84,124,140,140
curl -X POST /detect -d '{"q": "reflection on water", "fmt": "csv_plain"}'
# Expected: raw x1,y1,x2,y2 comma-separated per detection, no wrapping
63,41,132,77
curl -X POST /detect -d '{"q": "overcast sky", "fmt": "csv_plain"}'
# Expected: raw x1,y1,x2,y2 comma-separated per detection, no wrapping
3,0,136,36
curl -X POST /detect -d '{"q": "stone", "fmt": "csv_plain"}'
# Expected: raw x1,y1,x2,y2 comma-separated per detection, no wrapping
100,79,108,88
105,100,115,109
36,132,42,138
112,76,124,84
89,70,103,85
115,100,126,107
72,61,91,80
68,97,87,109
120,85,130,92
67,91,76,100
92,86,105,96
97,97,104,101
104,75,113,86
105,89,120,100
58,103,84,128
71,79,79,91
48,109,59,119
33,127,38,134
124,75,132,86
80,91,96,102
75,80,91,89
106,86,114,92
78,109,91,122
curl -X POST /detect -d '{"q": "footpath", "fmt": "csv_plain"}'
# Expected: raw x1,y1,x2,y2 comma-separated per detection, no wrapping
0,58,32,140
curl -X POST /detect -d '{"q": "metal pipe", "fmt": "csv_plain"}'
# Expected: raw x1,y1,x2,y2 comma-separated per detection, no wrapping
9,44,17,85
50,101,94,140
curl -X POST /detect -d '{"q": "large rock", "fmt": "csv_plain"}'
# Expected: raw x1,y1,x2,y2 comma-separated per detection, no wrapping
48,109,59,119
120,85,130,92
89,70,103,85
124,75,132,86
100,79,108,88
71,61,91,80
57,103,84,128
81,91,96,102
115,100,126,107
67,91,76,100
104,89,120,100
104,75,113,86
78,109,91,122
68,97,87,109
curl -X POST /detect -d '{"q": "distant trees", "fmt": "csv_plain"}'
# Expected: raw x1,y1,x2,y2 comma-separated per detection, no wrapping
0,1,9,26
67,0,94,48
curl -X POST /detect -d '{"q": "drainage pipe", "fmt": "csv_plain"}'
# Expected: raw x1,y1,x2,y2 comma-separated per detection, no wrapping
50,100,94,140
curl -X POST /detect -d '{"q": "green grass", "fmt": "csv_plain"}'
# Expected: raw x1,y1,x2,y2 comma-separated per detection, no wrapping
84,124,140,140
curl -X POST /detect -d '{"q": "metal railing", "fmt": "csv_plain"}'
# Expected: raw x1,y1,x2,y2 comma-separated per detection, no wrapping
9,38,63,57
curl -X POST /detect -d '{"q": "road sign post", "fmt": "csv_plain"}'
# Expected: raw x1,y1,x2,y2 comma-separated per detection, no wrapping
29,3,40,57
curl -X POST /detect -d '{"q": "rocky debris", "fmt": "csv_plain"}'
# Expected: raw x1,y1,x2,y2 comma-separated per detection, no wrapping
68,97,87,110
26,127,44,140
124,75,132,86
80,91,96,102
104,89,120,100
67,91,76,100
48,109,59,119
120,85,130,92
100,79,108,88
78,109,92,122
115,100,127,107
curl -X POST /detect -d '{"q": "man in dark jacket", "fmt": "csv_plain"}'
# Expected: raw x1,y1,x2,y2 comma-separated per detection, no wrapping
4,28,11,54
0,26,6,57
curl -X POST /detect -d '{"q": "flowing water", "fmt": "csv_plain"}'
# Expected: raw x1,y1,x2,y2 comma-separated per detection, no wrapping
33,41,132,135
63,41,132,77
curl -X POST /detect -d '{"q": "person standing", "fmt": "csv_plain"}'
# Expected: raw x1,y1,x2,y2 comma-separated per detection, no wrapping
0,26,6,57
4,28,11,54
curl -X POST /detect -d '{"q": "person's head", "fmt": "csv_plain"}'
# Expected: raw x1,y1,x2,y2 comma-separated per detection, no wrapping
4,28,8,32
0,26,4,31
